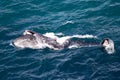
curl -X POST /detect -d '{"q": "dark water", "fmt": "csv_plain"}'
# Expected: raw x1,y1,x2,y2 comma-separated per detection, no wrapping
0,0,120,80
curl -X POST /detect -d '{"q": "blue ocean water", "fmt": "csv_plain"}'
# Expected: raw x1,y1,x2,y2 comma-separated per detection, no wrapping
0,0,120,80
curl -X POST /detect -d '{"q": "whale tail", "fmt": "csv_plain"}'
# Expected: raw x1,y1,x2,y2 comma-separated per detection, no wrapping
101,38,115,54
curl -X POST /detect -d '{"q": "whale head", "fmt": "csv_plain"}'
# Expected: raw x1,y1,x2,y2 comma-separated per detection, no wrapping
12,31,39,49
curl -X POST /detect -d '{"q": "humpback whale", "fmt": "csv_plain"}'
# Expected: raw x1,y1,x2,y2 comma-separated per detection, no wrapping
11,30,115,54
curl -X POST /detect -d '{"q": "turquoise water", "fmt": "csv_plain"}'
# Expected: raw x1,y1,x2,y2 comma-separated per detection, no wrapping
0,0,120,80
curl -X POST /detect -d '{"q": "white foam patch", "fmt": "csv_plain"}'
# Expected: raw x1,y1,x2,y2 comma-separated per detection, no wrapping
63,21,74,25
44,32,97,45
43,32,58,39
55,33,64,36
68,44,80,49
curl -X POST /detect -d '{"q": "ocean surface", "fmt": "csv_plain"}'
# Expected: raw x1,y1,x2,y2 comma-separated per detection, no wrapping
0,0,120,80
